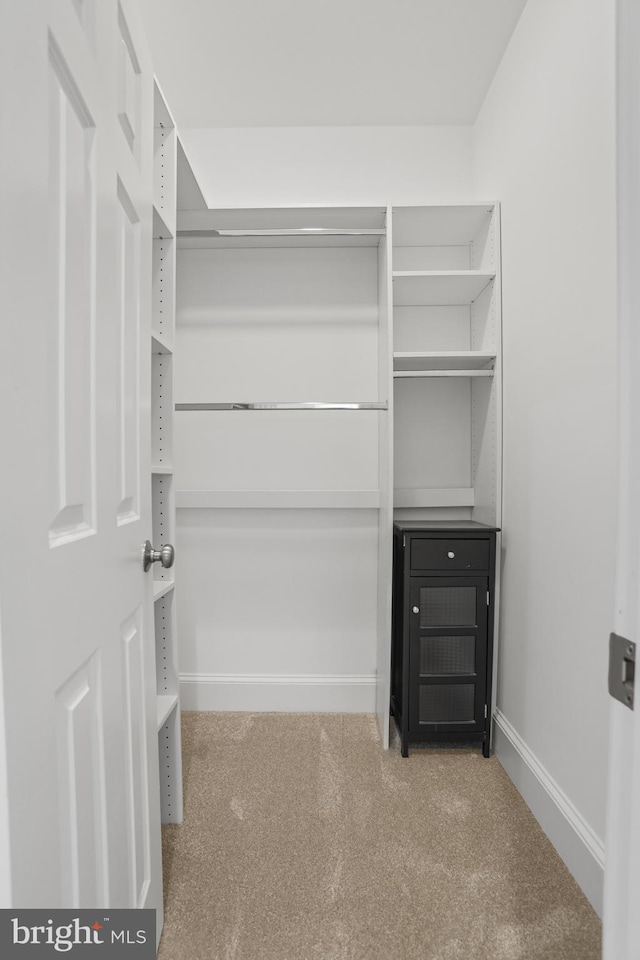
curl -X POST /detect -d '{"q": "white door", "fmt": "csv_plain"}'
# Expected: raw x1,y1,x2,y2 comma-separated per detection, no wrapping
603,1,640,957
0,0,162,922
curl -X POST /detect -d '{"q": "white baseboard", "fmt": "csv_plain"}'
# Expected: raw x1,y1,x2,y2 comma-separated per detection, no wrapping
493,709,605,917
179,672,377,713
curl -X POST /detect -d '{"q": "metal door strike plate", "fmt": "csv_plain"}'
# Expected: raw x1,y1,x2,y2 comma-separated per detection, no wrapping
609,633,635,710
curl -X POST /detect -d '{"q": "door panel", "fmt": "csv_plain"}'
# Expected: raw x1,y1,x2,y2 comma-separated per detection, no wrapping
115,179,142,524
55,652,108,906
117,3,142,160
121,610,151,909
47,37,98,545
409,577,488,734
0,0,161,924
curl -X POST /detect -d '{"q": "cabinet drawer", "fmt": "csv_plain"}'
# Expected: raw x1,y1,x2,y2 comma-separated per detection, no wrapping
410,538,489,572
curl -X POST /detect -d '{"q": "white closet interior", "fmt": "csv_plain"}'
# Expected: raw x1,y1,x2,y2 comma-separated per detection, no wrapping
171,152,501,745
174,201,386,719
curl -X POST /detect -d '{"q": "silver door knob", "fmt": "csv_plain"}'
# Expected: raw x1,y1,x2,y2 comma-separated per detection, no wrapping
142,540,175,572
412,606,420,614
447,551,455,558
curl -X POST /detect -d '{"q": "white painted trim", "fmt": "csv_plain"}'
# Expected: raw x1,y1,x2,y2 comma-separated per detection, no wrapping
493,709,604,917
603,3,640,958
180,673,377,713
0,607,11,908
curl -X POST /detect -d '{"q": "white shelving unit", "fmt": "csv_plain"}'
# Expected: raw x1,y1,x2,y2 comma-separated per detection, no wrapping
373,204,503,745
389,204,502,525
151,80,182,825
170,195,501,751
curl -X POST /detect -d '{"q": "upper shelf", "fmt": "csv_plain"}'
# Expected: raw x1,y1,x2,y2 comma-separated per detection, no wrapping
392,204,495,247
393,352,496,372
177,207,387,248
393,271,495,306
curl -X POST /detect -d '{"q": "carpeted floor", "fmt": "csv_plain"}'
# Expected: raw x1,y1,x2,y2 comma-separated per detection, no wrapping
158,712,601,960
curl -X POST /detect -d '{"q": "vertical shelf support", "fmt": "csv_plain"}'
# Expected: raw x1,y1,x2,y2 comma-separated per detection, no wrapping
151,79,182,825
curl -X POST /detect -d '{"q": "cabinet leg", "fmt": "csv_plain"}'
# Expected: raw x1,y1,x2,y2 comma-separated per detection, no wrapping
482,738,490,759
401,735,409,759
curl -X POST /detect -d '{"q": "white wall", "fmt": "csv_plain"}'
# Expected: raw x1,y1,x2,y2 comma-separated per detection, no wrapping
473,0,617,914
179,126,473,208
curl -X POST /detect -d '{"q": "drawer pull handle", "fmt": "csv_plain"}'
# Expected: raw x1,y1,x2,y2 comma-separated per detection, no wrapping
447,551,455,559
412,606,419,614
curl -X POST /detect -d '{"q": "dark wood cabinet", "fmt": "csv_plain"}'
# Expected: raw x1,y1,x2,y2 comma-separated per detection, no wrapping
391,521,499,758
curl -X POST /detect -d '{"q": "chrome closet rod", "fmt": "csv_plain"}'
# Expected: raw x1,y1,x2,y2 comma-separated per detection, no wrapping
175,402,388,411
177,228,385,238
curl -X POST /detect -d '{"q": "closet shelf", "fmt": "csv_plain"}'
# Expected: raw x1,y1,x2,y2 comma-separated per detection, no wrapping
156,694,178,732
153,205,174,240
152,464,173,475
175,490,381,509
393,271,495,306
175,402,388,412
392,204,495,247
153,580,175,601
152,330,173,355
393,351,495,372
394,488,475,509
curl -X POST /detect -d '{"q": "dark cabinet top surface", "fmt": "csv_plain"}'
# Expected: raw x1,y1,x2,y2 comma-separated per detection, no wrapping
393,521,500,534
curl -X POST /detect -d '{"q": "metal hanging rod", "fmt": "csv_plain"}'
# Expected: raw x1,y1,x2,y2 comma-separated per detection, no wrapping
393,370,494,379
175,402,388,411
177,228,385,239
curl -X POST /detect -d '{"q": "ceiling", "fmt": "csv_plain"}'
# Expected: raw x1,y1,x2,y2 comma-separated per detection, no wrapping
137,0,528,129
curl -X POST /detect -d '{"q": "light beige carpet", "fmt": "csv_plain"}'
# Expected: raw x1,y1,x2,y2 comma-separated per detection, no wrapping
158,713,601,960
